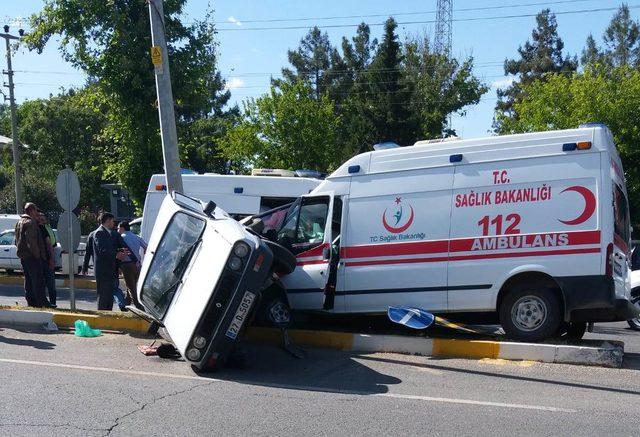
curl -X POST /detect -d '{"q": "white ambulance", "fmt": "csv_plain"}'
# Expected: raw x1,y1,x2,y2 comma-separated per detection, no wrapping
246,124,638,341
140,173,320,243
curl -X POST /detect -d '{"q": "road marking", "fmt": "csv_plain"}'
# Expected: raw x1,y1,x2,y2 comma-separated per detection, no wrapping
0,358,576,413
0,358,211,382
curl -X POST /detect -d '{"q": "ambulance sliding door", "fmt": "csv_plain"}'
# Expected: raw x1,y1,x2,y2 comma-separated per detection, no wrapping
342,167,454,313
448,155,601,311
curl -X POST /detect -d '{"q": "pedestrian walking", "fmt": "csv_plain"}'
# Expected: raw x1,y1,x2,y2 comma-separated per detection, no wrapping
38,212,58,308
117,221,146,309
82,212,129,311
14,203,50,307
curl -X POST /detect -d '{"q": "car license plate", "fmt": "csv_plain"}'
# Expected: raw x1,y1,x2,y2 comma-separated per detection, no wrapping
225,291,255,340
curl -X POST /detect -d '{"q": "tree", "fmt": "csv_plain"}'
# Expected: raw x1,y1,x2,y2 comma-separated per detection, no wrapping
220,81,344,172
498,66,640,221
281,27,333,100
581,4,640,68
363,18,412,146
25,1,230,205
403,35,487,140
581,34,603,66
11,89,108,209
496,9,577,124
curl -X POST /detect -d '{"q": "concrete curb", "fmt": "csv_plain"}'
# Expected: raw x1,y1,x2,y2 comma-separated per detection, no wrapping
0,308,54,326
0,307,625,367
0,274,96,290
246,328,624,368
0,308,150,334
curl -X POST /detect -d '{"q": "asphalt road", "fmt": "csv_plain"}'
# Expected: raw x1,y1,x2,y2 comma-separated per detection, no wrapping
1,283,639,357
1,326,639,436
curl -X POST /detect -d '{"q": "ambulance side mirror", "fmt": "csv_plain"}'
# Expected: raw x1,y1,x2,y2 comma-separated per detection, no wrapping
203,201,216,217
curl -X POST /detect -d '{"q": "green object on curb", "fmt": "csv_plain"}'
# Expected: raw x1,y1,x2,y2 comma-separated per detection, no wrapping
74,320,102,337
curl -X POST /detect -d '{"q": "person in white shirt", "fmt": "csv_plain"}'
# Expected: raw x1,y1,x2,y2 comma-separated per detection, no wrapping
117,221,147,309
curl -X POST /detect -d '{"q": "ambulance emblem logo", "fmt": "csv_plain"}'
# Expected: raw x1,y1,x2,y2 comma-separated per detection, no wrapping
382,197,415,233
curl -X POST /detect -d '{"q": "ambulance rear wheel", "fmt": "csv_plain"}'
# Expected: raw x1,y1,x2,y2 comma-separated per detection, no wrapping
500,286,561,342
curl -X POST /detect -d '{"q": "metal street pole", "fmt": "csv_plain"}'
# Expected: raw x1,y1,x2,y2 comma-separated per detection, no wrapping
147,0,184,194
1,30,23,213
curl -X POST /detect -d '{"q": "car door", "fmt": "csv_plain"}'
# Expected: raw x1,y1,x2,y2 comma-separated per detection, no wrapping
278,195,336,310
0,231,18,270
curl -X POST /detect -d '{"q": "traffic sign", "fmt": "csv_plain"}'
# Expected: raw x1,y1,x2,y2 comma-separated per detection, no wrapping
387,306,435,330
151,45,162,66
57,211,81,253
56,168,80,211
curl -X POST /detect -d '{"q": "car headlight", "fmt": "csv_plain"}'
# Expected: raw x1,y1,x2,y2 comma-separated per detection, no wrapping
228,256,242,271
233,242,250,258
193,336,207,349
186,348,201,361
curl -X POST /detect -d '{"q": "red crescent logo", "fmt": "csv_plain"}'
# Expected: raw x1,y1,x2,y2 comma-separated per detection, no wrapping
558,186,596,225
383,206,415,233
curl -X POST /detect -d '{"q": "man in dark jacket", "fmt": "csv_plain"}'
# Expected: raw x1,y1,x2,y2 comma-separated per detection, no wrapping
83,212,128,310
15,203,50,307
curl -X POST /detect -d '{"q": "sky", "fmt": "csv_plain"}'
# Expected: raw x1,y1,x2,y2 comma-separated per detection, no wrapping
1,0,638,140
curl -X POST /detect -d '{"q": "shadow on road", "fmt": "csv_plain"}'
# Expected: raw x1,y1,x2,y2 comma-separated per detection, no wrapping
0,330,55,350
358,354,640,396
199,343,401,396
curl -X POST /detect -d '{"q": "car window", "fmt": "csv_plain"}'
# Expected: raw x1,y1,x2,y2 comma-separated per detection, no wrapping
0,231,14,246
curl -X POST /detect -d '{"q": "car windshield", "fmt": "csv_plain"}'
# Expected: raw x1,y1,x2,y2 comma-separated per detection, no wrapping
141,212,205,319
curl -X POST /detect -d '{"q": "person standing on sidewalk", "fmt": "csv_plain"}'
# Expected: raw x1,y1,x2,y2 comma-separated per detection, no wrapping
117,221,146,309
38,212,58,308
14,203,50,307
82,227,128,311
85,212,128,310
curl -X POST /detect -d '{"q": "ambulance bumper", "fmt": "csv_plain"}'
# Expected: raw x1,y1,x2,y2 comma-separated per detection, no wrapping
558,275,639,322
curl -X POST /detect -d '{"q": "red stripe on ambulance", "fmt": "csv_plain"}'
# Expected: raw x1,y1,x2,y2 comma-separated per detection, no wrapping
341,230,601,267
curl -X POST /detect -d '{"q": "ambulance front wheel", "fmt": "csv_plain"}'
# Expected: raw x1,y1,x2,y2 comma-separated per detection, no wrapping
499,285,562,342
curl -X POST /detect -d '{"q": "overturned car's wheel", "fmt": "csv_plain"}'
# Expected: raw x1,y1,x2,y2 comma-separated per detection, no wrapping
263,239,296,275
499,285,562,342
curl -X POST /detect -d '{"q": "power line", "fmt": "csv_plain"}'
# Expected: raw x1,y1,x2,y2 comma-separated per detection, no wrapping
213,5,639,31
208,0,594,25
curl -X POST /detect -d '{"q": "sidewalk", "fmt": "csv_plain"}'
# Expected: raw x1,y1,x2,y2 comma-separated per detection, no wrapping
0,273,96,290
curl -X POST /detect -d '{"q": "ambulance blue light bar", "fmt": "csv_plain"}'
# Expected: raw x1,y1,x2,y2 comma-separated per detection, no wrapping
348,165,361,174
449,154,463,163
234,187,243,193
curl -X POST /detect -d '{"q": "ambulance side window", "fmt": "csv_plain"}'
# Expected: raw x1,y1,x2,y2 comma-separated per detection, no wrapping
277,197,329,255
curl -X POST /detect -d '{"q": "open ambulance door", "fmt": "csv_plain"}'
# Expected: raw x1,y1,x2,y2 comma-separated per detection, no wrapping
277,194,339,310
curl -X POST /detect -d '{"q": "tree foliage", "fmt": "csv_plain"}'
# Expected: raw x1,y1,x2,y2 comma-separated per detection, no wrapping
220,81,344,172
24,0,231,205
496,9,577,123
581,4,640,68
257,18,487,164
497,65,640,222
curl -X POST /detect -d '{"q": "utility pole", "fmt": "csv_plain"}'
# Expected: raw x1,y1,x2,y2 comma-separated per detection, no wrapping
147,0,184,194
1,25,23,213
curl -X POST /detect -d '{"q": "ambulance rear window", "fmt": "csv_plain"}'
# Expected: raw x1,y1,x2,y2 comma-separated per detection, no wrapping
613,184,630,244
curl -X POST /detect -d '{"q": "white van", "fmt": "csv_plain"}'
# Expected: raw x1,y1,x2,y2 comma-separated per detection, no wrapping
140,174,320,243
246,124,638,341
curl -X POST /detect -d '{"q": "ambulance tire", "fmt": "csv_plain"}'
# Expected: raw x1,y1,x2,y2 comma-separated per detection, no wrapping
499,285,562,342
263,239,296,275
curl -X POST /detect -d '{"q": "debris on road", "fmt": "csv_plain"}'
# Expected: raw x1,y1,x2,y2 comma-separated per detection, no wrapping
73,319,101,337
